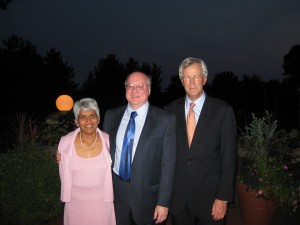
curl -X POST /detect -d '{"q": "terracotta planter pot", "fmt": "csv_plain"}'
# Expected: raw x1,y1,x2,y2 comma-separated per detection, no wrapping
236,183,277,225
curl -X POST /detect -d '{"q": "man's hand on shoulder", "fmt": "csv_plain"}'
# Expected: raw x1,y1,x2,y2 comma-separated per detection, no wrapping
56,151,61,164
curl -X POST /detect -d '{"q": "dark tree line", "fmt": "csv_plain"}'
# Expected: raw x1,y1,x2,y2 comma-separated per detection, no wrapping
0,35,299,150
80,55,165,119
0,0,12,10
0,35,79,116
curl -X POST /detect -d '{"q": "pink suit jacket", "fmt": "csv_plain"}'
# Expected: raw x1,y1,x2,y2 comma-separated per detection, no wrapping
58,127,113,203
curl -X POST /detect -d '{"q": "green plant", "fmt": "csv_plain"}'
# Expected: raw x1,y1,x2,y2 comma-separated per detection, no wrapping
39,111,76,146
0,146,63,225
237,112,300,214
1,112,40,152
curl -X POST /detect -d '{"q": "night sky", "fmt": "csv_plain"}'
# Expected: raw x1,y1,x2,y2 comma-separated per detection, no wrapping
1,0,299,87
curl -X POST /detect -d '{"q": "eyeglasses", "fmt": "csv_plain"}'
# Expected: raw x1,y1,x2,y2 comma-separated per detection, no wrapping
125,84,150,91
182,75,202,82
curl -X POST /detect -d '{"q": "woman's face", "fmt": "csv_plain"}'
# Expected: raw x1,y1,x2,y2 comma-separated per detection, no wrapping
75,109,99,134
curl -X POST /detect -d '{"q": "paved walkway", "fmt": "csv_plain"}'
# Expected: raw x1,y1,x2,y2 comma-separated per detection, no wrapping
45,203,300,225
45,205,242,225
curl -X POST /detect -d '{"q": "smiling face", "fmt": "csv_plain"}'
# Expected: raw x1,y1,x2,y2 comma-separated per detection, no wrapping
125,72,151,110
181,63,207,101
75,109,100,134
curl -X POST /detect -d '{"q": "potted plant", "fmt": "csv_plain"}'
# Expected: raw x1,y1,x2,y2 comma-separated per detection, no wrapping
237,112,300,225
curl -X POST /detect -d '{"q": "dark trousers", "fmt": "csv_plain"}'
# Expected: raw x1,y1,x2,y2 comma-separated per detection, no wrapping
113,172,166,225
170,204,225,225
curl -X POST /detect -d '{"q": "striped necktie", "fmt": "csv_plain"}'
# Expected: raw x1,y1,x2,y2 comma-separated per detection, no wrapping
119,111,137,181
186,102,196,148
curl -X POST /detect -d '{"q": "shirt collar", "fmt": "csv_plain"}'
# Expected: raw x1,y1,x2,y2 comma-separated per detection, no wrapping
126,101,149,117
185,92,206,115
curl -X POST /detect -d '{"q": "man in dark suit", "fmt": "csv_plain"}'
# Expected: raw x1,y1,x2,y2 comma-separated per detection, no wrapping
103,71,176,225
166,57,237,225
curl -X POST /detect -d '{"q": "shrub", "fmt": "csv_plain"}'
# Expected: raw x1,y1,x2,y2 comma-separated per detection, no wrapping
38,111,75,146
0,147,63,225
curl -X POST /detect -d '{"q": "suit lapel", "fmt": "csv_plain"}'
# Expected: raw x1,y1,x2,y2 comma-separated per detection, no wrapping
190,96,212,149
196,96,212,130
110,107,126,165
132,106,156,163
177,98,188,143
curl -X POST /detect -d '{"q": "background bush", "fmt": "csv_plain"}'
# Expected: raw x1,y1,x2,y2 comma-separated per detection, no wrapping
0,147,63,225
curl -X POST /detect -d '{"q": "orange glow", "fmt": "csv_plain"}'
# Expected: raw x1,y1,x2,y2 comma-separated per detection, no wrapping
56,95,74,111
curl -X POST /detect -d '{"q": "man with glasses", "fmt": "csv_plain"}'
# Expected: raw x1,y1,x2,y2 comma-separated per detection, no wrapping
103,71,176,225
166,57,237,225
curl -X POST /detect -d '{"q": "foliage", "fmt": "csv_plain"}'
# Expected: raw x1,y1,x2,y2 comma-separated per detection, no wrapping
282,44,300,89
0,0,12,10
0,112,40,153
39,111,76,146
1,35,299,130
0,110,70,224
237,112,300,214
0,146,63,225
0,35,79,116
1,111,75,152
12,112,39,148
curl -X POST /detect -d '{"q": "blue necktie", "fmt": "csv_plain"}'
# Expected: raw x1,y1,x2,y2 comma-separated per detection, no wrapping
119,111,137,181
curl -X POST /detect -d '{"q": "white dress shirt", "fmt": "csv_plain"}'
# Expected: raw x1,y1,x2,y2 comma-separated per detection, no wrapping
113,102,149,175
184,92,206,123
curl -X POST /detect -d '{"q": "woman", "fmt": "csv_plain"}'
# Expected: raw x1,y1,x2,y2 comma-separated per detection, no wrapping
58,98,116,225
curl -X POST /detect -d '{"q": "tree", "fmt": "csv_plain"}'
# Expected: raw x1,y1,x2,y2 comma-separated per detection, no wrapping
139,62,164,107
81,54,126,117
240,75,266,113
282,44,300,134
164,74,186,105
124,58,164,106
0,36,80,152
0,35,44,114
81,54,165,120
0,36,80,116
209,71,240,108
282,44,300,90
43,48,79,112
0,0,12,10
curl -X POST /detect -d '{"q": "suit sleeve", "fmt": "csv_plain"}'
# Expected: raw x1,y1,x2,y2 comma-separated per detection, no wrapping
217,106,237,202
157,113,177,207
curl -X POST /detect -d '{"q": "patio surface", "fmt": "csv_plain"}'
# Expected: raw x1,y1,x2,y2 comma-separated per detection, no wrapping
45,204,242,225
44,202,300,225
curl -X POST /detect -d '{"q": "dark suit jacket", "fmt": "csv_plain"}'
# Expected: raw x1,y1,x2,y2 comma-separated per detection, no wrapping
166,96,237,218
103,104,176,224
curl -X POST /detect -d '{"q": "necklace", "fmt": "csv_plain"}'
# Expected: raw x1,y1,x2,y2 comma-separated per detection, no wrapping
80,132,98,149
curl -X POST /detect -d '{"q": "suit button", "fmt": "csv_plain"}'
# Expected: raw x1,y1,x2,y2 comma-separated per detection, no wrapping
187,160,190,165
